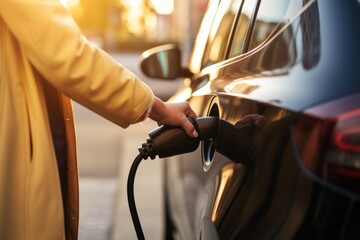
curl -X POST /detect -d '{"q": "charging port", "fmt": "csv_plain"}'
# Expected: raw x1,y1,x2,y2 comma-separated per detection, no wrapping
202,102,219,171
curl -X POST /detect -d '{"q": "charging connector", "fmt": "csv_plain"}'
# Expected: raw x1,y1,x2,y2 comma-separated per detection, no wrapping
139,117,219,159
127,116,218,239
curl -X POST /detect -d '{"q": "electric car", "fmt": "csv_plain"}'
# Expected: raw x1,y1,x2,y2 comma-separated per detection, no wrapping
140,0,360,239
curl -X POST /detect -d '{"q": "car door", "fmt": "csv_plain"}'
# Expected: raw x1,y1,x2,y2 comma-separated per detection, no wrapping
166,0,311,239
165,0,259,239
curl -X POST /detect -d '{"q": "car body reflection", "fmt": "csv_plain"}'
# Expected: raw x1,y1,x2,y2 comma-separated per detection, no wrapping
140,0,360,239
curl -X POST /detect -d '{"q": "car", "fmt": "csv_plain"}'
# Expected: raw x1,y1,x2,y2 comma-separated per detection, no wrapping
140,0,360,239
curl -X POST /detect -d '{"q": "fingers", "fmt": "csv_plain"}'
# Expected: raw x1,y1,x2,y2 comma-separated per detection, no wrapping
181,116,199,138
185,105,197,119
151,100,198,137
178,102,198,137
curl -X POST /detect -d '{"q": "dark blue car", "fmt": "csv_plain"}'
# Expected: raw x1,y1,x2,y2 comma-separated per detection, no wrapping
140,0,360,239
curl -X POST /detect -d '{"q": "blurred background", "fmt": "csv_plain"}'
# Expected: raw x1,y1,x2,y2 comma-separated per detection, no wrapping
61,0,208,60
59,0,208,239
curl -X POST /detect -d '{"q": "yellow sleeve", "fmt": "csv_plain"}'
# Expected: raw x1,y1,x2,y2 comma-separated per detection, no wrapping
0,0,154,128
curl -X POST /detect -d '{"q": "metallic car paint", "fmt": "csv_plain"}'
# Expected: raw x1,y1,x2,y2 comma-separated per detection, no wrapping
151,0,360,239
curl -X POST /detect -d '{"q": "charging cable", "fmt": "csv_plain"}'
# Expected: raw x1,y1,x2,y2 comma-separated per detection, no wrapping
127,117,218,240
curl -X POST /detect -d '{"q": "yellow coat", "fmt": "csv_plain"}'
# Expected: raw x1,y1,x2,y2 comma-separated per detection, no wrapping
0,1,154,239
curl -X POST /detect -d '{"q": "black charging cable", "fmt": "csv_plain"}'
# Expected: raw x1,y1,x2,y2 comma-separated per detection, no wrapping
127,117,218,239
127,154,146,240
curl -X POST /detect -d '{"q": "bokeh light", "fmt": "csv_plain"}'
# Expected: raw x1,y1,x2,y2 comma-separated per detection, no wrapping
151,0,174,15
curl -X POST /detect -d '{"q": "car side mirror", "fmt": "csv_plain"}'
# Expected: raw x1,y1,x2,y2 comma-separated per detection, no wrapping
140,44,192,80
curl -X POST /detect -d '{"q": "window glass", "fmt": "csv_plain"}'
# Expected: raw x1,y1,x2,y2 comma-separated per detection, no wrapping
248,0,291,51
201,0,242,68
228,0,258,58
190,0,221,73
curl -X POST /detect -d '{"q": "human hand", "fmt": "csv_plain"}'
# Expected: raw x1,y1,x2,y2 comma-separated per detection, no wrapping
149,97,198,138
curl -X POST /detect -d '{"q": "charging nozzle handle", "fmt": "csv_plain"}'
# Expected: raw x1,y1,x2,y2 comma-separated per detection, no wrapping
195,116,219,141
128,116,219,239
140,116,219,159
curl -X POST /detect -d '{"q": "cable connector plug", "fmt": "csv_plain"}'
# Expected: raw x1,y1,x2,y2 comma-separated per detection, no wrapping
128,116,219,240
138,117,219,159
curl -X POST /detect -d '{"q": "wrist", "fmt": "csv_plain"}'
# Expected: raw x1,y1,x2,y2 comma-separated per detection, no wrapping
149,97,167,122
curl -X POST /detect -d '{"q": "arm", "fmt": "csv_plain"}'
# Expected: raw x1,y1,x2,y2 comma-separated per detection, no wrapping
0,0,153,127
0,0,197,136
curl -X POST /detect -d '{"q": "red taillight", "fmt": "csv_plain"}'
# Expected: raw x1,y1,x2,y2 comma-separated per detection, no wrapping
334,109,360,152
335,128,360,152
294,93,360,195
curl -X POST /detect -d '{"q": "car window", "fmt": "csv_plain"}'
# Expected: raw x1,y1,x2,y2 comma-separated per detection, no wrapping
228,0,259,58
201,0,243,68
190,0,221,73
247,0,291,51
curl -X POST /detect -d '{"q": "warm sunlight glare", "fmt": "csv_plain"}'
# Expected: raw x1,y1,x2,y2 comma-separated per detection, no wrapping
122,0,142,6
59,0,67,7
211,166,235,222
59,0,80,11
151,0,174,15
67,0,80,8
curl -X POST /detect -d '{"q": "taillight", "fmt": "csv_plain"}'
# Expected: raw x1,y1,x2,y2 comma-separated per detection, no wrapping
293,93,360,196
334,109,360,153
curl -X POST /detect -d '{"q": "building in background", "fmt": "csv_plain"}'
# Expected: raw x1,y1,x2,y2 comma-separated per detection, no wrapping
63,0,208,58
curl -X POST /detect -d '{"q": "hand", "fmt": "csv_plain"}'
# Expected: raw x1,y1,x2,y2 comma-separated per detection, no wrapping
149,97,198,138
